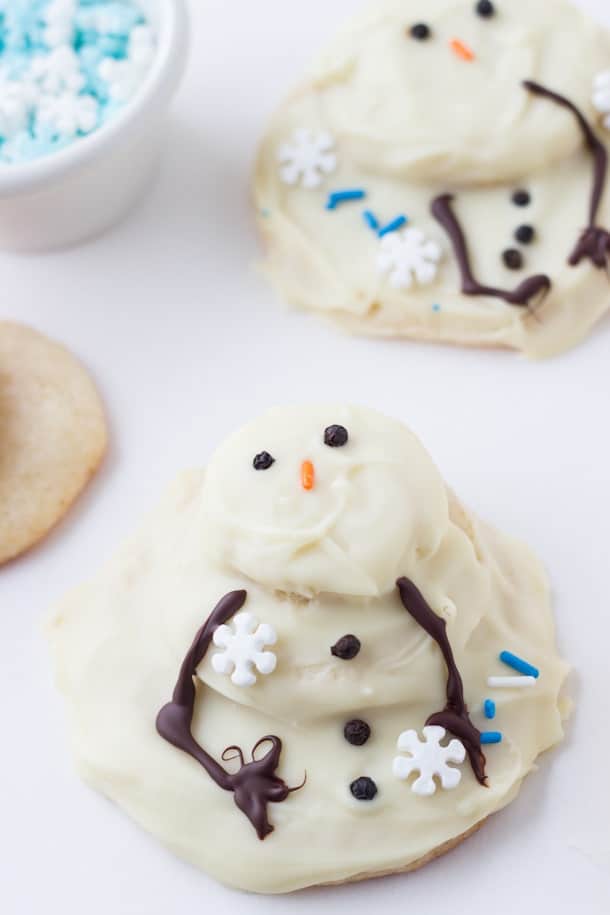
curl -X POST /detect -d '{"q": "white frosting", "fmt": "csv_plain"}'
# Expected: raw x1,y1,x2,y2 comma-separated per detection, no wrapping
48,406,569,893
593,70,610,129
254,0,610,358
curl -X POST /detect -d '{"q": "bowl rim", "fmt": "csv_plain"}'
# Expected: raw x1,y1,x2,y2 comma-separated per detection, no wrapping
0,0,188,196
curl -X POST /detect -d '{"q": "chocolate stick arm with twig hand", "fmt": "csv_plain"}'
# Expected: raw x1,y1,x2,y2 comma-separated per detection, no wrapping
523,80,610,269
156,590,305,840
431,195,552,307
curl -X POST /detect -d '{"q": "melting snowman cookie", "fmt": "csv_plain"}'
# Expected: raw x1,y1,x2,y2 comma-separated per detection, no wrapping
48,405,569,893
254,0,610,357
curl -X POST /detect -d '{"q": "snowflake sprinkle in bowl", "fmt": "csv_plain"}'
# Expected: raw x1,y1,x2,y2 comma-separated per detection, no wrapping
0,0,188,251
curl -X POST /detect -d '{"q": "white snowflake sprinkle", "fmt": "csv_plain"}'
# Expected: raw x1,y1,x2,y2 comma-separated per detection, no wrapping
211,612,277,688
0,80,33,139
30,47,85,95
129,25,156,66
393,725,466,797
377,227,442,290
277,128,337,189
98,57,140,103
98,26,155,103
43,0,77,48
593,71,610,130
78,3,142,36
37,92,99,138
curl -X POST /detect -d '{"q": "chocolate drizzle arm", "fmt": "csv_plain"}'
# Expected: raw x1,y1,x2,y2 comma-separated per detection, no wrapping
523,80,606,228
156,590,303,840
523,80,610,269
396,578,487,786
431,194,551,306
157,591,244,790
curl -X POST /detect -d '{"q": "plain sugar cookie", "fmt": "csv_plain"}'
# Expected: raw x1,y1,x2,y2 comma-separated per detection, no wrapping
0,322,107,564
254,0,610,358
48,405,569,893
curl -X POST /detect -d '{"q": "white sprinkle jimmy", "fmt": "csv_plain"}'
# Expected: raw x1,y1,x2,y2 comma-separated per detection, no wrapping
488,676,537,689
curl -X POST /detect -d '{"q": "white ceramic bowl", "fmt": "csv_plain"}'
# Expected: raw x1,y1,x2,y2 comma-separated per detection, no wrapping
0,0,188,252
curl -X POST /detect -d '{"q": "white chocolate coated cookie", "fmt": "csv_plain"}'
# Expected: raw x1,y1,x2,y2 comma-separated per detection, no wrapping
48,406,568,893
254,0,610,357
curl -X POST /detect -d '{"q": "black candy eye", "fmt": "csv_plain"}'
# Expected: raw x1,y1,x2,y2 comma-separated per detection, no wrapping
324,425,349,447
410,22,431,40
475,0,495,17
253,451,275,471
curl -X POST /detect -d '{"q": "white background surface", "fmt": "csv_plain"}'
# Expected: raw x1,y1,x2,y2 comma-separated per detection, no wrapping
2,1,610,912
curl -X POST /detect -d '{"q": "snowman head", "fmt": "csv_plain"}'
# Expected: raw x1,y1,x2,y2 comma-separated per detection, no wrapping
315,0,609,183
201,405,448,599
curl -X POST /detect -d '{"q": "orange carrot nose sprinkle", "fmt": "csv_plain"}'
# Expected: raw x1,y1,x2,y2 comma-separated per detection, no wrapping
301,460,315,491
450,38,475,61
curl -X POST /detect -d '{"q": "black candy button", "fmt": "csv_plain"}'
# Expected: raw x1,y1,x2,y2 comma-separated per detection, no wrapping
503,248,523,270
253,451,275,471
512,189,531,207
476,0,495,17
410,23,431,40
331,635,361,660
324,424,349,447
515,224,535,244
350,777,378,801
344,719,371,746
